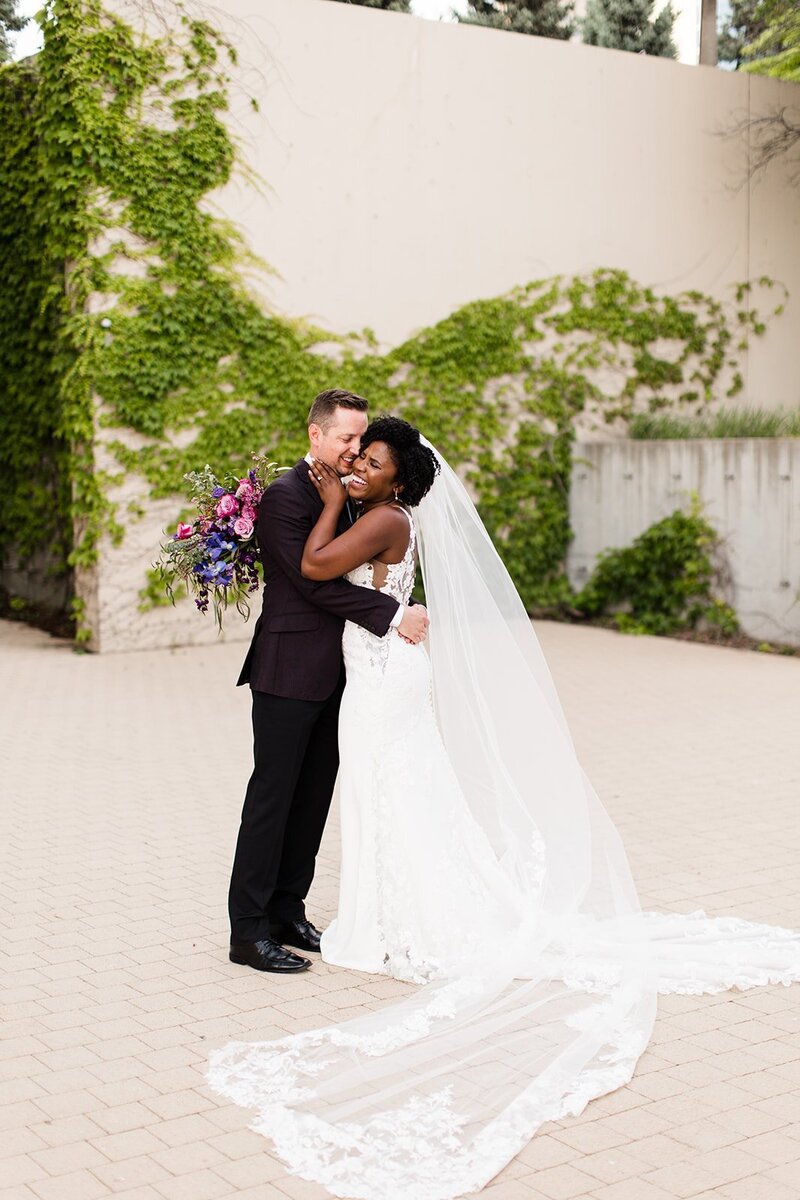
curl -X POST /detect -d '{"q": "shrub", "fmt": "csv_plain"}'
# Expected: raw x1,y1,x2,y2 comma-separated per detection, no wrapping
575,498,739,637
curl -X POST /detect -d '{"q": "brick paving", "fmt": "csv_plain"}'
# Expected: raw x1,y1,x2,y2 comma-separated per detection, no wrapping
2,616,799,1200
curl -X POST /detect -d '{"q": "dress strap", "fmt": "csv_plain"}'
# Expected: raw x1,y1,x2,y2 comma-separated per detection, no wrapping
397,505,415,554
394,504,414,534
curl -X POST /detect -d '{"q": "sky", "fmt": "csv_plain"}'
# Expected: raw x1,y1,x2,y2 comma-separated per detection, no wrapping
412,0,467,16
9,0,42,58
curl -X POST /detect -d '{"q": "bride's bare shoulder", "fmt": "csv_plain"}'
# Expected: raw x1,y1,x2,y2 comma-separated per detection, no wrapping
357,504,410,529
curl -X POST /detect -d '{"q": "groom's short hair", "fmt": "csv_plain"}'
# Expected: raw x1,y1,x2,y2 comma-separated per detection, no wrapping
308,389,369,432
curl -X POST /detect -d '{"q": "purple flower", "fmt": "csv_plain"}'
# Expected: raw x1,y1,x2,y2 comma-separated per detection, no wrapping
212,487,226,498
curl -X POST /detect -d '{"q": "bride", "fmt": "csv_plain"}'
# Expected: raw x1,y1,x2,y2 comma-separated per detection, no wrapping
303,418,525,984
209,416,800,1200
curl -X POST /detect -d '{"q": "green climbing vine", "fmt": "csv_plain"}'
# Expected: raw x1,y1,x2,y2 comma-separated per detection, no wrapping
0,0,243,604
0,54,78,592
0,0,787,640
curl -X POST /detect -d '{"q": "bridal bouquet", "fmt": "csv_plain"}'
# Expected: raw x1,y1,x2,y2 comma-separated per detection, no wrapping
155,455,283,629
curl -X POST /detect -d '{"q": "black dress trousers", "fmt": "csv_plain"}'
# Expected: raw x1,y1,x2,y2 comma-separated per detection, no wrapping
227,669,345,943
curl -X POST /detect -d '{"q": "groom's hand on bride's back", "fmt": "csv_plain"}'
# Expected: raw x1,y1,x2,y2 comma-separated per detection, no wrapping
398,605,429,645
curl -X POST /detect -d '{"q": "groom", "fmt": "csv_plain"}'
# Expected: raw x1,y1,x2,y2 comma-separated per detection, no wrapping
228,389,429,972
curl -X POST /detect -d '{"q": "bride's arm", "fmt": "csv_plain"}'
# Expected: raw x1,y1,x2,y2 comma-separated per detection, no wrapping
301,509,406,581
301,464,407,581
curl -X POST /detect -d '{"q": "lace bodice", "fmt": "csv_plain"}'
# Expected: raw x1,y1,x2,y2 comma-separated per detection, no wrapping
345,505,416,606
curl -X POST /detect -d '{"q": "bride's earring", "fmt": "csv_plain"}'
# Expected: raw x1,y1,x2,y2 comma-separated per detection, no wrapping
393,487,400,502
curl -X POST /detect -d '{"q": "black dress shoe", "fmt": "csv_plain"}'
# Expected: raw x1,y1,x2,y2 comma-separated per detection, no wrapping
229,938,311,973
267,918,322,954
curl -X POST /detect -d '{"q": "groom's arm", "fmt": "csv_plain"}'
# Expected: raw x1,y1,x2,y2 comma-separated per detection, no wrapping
260,482,399,638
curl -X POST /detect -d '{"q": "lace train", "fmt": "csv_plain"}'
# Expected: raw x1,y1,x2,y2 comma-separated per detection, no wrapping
208,910,800,1200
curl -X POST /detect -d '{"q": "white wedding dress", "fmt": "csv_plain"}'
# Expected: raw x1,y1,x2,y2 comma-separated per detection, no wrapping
209,447,800,1200
321,508,526,984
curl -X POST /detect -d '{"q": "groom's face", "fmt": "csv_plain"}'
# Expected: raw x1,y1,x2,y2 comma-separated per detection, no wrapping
309,407,369,477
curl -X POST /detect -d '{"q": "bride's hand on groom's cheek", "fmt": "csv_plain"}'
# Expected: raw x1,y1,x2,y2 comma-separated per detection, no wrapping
309,459,346,509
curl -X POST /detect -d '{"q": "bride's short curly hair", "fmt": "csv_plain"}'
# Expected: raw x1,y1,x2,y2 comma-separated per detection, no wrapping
360,416,440,507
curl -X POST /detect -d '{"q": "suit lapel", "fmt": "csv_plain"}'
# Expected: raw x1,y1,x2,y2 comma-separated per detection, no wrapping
292,458,321,504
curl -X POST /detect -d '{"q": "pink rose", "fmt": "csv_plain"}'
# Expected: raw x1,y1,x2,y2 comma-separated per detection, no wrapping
215,494,238,518
175,522,193,539
233,516,254,539
235,480,254,501
241,504,256,522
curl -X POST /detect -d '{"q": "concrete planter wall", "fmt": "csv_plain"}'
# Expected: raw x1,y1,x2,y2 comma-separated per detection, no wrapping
568,439,800,647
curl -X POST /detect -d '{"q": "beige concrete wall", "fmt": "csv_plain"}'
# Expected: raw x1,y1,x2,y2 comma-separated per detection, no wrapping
157,0,800,406
568,439,800,646
90,0,800,652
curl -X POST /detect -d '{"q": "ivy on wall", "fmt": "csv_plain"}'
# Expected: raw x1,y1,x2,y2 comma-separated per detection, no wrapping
0,0,785,638
0,55,77,589
0,0,242,605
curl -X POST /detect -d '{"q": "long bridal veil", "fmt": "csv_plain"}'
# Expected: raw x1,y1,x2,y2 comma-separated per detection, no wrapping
208,442,800,1200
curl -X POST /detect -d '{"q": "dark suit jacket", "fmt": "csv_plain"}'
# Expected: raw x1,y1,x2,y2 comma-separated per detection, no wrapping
237,459,400,701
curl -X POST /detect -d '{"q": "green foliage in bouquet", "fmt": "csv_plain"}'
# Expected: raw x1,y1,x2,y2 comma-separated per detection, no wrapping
574,497,740,637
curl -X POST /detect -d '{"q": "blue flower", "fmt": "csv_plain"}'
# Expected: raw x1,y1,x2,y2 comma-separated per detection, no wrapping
212,487,225,498
203,532,235,562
